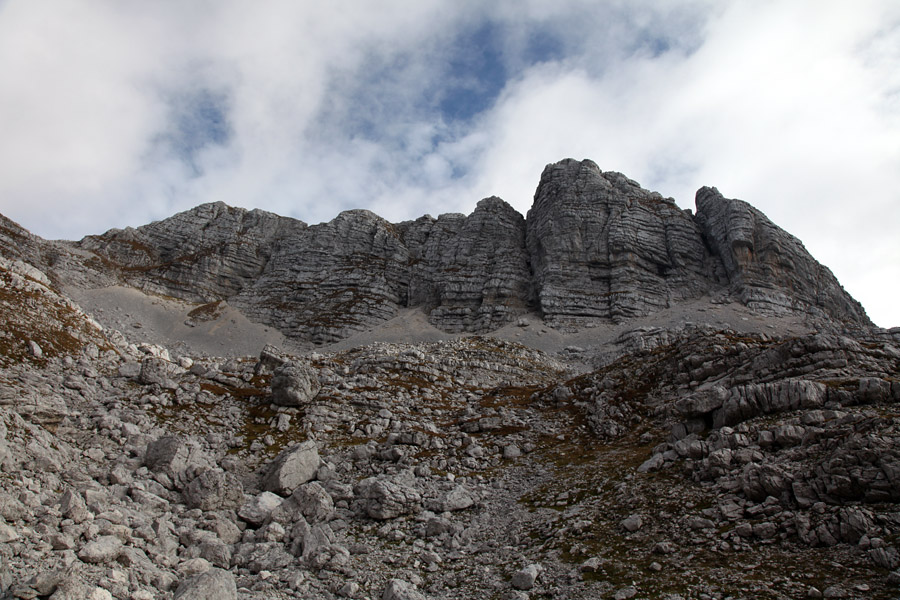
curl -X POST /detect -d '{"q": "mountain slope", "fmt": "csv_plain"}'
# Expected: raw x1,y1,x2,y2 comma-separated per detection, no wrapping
0,159,896,599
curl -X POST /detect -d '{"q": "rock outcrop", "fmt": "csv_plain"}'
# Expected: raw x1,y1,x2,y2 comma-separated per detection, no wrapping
35,159,873,345
526,159,723,326
694,186,869,324
231,209,409,344
77,202,304,302
401,196,533,332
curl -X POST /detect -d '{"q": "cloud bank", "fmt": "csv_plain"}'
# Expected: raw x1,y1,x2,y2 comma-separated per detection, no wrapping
0,0,898,327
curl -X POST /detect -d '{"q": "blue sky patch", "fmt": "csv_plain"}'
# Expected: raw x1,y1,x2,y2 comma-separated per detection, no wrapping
163,88,231,175
437,21,508,122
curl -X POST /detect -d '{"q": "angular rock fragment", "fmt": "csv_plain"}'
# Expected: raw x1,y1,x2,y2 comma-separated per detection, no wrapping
173,568,237,600
238,491,284,527
183,470,243,511
425,485,474,513
139,356,177,388
78,535,123,564
382,579,426,600
356,476,422,520
511,564,542,591
262,440,320,496
292,481,334,523
271,363,320,406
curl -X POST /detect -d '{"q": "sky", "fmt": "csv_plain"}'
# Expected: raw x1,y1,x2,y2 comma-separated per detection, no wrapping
0,1,898,328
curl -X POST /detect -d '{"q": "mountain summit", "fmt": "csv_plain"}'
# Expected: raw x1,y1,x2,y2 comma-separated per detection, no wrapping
15,158,865,346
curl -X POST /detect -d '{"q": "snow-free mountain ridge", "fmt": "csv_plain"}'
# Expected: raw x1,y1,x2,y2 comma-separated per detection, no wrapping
24,158,868,345
0,159,897,599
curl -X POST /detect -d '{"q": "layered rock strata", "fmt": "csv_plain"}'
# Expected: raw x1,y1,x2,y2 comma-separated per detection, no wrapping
230,209,409,344
48,159,872,343
401,196,533,333
78,202,304,301
526,159,723,325
695,186,869,324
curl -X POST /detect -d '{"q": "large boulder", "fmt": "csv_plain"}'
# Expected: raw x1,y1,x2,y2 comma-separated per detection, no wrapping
77,535,123,564
292,481,334,523
139,356,178,389
355,476,422,520
173,568,237,600
183,470,244,511
425,484,475,513
271,364,320,407
261,441,320,496
238,492,284,527
144,436,213,490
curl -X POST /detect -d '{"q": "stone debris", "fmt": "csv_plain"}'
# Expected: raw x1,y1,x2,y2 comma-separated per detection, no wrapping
0,162,895,599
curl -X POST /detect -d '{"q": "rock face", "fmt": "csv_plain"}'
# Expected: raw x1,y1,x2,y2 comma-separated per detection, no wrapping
52,158,872,344
232,209,410,344
78,202,303,302
526,159,723,325
694,186,869,324
401,196,533,332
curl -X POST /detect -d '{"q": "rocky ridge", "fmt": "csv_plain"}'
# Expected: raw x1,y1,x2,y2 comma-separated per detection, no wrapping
0,159,896,599
41,159,871,345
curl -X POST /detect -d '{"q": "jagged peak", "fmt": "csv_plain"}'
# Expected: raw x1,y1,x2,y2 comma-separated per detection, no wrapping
3,157,873,345
475,195,520,216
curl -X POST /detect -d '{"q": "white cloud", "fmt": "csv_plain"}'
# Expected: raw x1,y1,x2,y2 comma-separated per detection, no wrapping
0,0,897,326
458,1,900,326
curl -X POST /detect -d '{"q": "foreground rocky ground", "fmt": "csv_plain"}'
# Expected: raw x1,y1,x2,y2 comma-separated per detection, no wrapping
2,249,900,600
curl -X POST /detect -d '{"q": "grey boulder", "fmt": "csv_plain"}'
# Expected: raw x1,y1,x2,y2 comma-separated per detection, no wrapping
173,568,237,600
271,363,320,407
183,470,244,511
262,440,321,496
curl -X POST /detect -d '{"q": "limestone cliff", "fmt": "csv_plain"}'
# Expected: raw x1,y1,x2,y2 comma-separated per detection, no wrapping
526,159,724,326
694,186,869,324
46,158,872,343
401,196,533,333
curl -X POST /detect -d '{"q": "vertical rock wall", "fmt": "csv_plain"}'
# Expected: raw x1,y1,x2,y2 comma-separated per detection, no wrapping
525,159,723,326
402,197,533,332
63,159,872,343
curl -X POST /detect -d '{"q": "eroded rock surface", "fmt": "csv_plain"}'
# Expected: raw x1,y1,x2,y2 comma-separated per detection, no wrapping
35,158,872,345
526,159,723,326
0,159,892,600
695,186,869,324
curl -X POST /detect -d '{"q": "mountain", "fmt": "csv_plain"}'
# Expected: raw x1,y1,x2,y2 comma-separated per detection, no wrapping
59,158,869,345
0,159,896,599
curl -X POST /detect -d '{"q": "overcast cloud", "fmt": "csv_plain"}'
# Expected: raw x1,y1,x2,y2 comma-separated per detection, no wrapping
0,0,897,327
